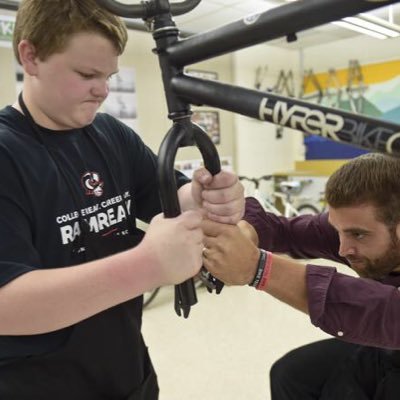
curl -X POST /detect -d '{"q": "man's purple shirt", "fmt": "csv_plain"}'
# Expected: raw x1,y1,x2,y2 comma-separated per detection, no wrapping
244,197,400,349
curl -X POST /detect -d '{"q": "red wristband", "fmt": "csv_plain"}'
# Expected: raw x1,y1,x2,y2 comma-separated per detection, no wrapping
256,251,273,291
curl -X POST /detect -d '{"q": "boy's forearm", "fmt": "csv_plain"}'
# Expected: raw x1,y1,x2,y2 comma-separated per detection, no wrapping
0,246,159,335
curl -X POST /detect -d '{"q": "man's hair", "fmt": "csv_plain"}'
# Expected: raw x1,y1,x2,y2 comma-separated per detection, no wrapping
326,153,400,225
13,0,128,64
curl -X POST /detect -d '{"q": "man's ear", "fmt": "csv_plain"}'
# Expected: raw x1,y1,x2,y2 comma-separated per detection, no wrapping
18,40,39,76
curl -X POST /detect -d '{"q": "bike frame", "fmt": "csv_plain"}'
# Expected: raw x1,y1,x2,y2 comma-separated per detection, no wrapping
273,191,299,218
95,0,400,317
239,176,281,215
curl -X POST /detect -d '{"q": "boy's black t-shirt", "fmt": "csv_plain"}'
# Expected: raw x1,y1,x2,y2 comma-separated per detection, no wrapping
0,106,189,362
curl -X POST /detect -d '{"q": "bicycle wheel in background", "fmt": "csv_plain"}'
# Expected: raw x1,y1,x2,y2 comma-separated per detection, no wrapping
297,203,320,215
143,287,160,309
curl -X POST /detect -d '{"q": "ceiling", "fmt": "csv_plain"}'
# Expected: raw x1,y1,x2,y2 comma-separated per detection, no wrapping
2,0,400,49
170,0,400,49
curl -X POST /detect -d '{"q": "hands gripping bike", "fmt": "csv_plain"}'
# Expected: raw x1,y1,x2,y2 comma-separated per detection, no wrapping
95,0,400,318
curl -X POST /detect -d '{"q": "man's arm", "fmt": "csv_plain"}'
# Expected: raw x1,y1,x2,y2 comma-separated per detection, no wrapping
202,220,309,313
202,219,400,349
244,197,345,263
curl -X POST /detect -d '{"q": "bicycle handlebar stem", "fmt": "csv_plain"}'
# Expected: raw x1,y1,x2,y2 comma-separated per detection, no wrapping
150,7,223,318
157,122,197,318
158,120,222,318
95,0,201,19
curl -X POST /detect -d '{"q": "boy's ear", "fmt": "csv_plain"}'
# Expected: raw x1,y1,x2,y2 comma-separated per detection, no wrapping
18,40,39,76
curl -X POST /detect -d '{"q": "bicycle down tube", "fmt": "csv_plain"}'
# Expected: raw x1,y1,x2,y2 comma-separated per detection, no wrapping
95,0,400,319
172,76,400,156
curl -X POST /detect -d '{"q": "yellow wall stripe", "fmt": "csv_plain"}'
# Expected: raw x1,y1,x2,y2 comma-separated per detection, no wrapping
303,59,400,94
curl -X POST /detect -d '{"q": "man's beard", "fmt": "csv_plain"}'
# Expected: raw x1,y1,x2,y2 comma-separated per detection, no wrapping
347,235,400,280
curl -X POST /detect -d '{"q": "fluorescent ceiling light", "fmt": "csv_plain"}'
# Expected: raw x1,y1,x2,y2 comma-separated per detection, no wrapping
342,15,400,38
282,0,400,39
332,20,388,39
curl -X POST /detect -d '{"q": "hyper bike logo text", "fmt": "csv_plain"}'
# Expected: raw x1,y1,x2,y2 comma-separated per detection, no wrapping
258,97,400,154
258,97,344,140
56,191,132,245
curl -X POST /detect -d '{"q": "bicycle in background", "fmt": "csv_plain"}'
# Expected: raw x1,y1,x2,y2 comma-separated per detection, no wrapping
239,175,320,217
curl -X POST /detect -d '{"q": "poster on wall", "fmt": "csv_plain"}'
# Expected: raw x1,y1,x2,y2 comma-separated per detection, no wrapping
304,59,400,122
14,63,139,132
102,66,138,131
365,73,400,124
191,110,220,145
0,15,15,48
301,59,400,159
174,156,233,179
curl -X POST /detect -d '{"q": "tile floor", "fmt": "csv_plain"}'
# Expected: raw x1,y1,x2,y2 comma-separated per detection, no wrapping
142,260,353,400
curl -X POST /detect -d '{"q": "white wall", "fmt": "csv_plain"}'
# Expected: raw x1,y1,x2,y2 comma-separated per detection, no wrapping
233,43,304,177
302,35,400,71
0,46,16,106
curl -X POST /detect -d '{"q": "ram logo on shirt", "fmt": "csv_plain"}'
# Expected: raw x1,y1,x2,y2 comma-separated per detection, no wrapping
81,171,104,197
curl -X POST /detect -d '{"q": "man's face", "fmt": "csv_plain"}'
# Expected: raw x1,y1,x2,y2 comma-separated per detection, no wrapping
29,32,119,130
328,204,400,279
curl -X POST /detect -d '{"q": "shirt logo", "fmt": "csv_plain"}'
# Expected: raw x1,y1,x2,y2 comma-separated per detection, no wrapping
81,171,104,197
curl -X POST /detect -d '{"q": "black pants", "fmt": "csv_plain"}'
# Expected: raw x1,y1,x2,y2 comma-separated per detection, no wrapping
270,338,400,400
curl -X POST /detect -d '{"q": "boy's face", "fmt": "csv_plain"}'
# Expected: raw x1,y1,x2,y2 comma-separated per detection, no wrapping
28,31,119,130
328,203,400,279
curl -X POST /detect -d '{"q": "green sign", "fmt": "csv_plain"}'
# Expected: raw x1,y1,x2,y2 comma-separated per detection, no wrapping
0,15,15,44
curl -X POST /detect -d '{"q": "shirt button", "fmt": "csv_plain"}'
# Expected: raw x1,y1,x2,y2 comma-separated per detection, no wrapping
337,331,344,337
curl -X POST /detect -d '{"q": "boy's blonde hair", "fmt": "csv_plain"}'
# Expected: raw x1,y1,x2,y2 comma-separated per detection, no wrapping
13,0,128,63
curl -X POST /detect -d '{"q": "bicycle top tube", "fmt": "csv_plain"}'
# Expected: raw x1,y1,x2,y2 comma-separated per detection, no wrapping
95,0,200,19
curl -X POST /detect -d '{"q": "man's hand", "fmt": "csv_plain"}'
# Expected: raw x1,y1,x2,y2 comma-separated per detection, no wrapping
191,168,245,225
201,219,259,285
238,220,259,246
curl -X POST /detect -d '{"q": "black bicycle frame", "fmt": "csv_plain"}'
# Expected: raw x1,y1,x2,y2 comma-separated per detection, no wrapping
96,0,400,317
173,76,400,156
